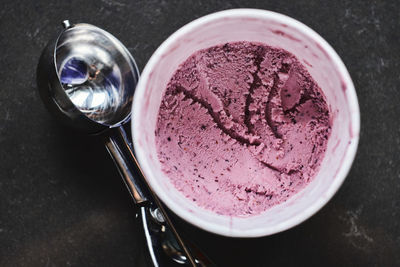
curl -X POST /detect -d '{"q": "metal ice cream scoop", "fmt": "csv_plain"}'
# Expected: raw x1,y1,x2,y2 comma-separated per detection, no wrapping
36,20,211,267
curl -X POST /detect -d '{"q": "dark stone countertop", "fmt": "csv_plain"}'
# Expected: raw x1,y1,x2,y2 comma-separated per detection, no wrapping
0,0,399,266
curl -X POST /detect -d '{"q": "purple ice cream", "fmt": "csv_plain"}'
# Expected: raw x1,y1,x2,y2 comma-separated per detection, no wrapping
155,41,331,216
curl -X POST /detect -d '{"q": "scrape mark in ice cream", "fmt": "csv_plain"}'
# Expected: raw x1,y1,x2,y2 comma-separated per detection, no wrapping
303,59,313,67
316,42,331,61
341,80,347,92
332,139,341,153
155,41,331,216
271,30,301,42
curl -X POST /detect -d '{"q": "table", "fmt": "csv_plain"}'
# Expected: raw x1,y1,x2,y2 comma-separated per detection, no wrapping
1,0,399,266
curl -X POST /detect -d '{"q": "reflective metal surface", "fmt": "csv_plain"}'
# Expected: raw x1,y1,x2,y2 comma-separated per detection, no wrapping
105,127,150,205
142,204,213,267
37,21,138,134
56,25,136,126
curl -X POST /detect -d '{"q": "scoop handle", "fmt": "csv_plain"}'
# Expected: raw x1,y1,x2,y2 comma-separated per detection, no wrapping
105,128,150,205
104,126,200,267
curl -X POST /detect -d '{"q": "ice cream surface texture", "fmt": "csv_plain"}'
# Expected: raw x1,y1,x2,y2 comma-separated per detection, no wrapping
155,42,331,216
